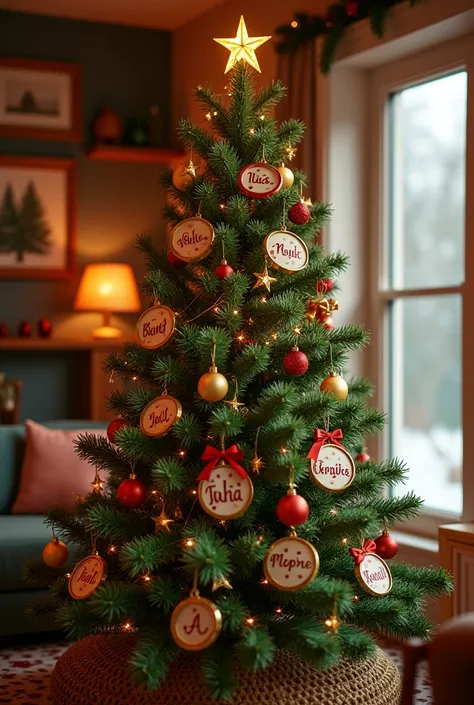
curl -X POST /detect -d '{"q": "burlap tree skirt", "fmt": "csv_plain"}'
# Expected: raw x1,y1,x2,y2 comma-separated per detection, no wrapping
50,633,401,705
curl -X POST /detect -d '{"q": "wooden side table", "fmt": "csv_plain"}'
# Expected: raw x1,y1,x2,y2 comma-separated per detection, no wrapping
439,523,474,620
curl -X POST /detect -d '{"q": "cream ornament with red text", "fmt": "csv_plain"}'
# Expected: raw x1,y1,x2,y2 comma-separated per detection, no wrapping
68,552,107,600
264,532,319,591
140,394,182,437
350,539,392,596
170,571,222,651
307,428,355,493
238,162,283,199
170,214,215,262
197,444,253,520
264,228,309,274
136,302,175,350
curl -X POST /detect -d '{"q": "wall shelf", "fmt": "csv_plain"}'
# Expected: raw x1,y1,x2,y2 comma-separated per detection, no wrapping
0,337,134,351
86,145,184,164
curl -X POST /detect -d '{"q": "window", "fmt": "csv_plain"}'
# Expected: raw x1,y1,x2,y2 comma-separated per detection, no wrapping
370,37,474,532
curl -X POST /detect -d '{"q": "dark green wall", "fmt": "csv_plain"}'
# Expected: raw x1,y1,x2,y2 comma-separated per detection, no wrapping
0,10,171,421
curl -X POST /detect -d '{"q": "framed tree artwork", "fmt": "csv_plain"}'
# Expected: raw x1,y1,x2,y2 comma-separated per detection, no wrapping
0,155,76,279
0,58,81,141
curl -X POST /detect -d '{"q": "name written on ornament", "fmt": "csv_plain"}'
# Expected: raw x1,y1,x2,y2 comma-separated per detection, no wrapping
142,318,168,339
269,552,312,573
247,171,273,186
362,565,388,586
183,612,209,636
204,480,242,507
274,241,303,260
148,406,172,428
77,567,99,585
313,460,351,479
176,229,205,249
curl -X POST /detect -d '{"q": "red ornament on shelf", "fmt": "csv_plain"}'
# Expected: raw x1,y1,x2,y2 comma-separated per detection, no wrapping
374,529,399,560
277,492,310,527
288,200,311,226
346,1,358,18
18,321,32,337
0,324,8,338
214,260,234,280
355,449,370,463
117,474,147,509
38,318,52,338
107,418,129,444
167,250,187,268
283,347,309,376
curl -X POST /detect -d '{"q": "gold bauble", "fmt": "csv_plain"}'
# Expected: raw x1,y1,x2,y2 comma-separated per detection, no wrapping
43,537,68,568
172,166,193,191
320,371,348,402
198,367,229,402
278,164,294,189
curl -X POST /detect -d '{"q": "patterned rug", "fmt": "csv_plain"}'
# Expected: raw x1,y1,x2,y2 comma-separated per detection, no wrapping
0,641,433,704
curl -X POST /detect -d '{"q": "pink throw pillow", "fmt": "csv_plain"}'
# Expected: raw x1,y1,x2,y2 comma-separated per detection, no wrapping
12,420,106,514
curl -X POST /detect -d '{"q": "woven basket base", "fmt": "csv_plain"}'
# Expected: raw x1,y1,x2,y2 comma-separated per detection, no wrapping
50,633,401,705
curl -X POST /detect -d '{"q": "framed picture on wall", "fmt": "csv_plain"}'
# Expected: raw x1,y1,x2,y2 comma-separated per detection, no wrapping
0,155,76,279
0,58,81,141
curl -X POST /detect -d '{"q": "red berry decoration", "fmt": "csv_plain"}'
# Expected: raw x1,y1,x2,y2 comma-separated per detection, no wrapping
288,200,311,226
214,260,234,280
117,475,147,509
355,449,370,463
277,492,310,527
374,529,399,560
283,347,309,376
107,418,129,444
167,250,186,268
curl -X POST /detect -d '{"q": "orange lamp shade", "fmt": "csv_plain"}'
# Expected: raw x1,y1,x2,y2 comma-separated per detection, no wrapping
74,263,140,313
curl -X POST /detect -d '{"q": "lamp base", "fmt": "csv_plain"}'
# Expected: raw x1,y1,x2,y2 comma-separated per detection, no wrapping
92,325,122,339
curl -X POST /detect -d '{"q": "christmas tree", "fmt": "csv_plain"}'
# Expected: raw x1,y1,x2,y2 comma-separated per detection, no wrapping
0,183,18,253
13,181,52,262
29,18,450,700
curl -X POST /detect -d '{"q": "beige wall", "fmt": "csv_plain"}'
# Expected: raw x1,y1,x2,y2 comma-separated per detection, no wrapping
172,1,325,132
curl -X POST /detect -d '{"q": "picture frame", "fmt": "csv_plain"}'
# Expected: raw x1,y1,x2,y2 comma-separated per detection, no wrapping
0,155,76,279
0,57,81,141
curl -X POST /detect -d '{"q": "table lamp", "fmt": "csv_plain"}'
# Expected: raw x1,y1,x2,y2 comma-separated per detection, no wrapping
74,263,141,339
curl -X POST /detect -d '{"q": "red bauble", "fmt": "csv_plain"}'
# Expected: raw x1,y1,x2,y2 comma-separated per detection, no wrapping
167,250,187,268
323,316,334,330
374,530,399,560
214,260,234,280
107,418,129,444
288,200,311,226
18,321,32,337
277,493,310,527
355,450,370,463
283,347,309,376
117,476,147,509
317,278,334,295
346,1,358,17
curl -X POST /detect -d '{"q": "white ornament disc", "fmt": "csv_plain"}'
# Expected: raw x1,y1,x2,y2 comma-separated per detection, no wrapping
198,464,253,520
68,554,107,600
140,395,182,437
355,553,392,596
171,596,222,651
310,443,355,493
136,305,175,349
238,162,283,199
264,536,319,591
263,230,309,273
170,216,215,261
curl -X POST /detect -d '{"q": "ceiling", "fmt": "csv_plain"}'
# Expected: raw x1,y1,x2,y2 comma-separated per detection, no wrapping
1,0,226,30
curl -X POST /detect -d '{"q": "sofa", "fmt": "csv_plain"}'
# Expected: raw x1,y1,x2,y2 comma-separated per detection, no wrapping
0,421,106,639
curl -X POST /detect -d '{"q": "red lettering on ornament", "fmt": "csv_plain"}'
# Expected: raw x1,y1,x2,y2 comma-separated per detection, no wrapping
314,459,350,479
248,172,272,186
183,613,209,636
142,319,167,338
77,567,99,585
204,480,243,506
269,552,312,572
275,242,303,260
148,407,172,427
362,565,388,586
176,229,204,249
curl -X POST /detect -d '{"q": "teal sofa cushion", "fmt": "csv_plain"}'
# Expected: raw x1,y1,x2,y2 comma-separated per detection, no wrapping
0,515,53,591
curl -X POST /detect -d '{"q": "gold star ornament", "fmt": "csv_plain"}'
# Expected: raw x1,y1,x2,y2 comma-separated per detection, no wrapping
251,456,264,474
152,508,174,534
212,576,233,591
214,16,271,74
253,261,277,292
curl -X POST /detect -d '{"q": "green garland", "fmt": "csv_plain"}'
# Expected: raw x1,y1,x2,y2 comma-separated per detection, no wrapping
275,0,419,73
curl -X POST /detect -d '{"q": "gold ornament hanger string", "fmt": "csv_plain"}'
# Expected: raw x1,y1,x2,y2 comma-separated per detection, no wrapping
251,427,264,473
210,338,217,368
186,295,225,323
191,567,200,597
281,200,287,231
329,343,334,372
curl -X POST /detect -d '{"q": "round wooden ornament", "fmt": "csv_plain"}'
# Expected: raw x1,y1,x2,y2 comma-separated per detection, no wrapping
263,229,309,273
310,444,355,493
263,535,319,591
140,395,182,437
136,304,175,349
68,553,107,600
355,552,392,596
170,216,215,262
198,463,254,520
238,162,283,199
170,595,222,651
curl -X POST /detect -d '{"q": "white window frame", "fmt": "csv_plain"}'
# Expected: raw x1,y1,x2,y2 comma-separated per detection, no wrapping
369,35,474,537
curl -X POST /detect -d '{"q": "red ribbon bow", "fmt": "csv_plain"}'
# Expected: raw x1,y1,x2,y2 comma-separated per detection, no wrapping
349,539,377,565
198,444,247,482
307,428,344,460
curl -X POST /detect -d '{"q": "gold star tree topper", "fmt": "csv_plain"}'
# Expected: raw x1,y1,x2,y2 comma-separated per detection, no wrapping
214,16,271,74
